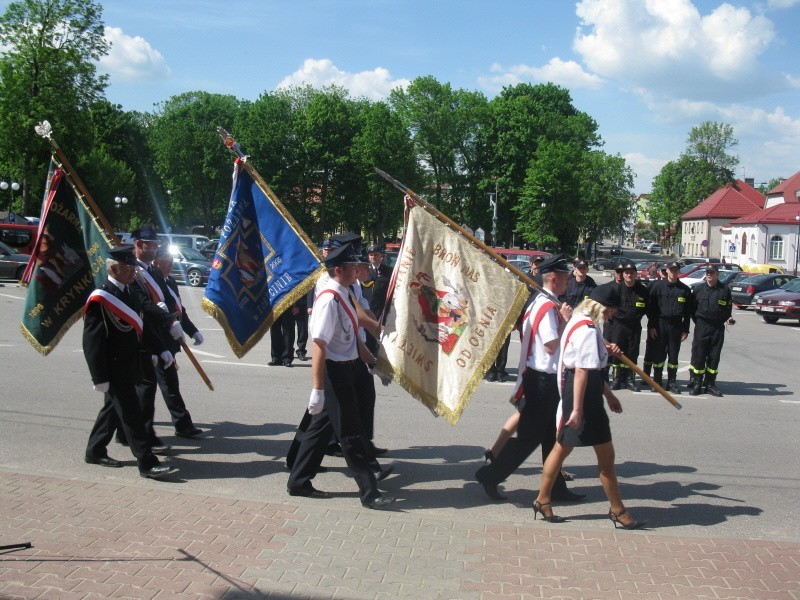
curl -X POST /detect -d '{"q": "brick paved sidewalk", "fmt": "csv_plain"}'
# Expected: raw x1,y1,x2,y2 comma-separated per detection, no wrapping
1,470,798,600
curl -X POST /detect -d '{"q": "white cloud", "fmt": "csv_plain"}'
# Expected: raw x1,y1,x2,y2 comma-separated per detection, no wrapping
478,58,603,92
572,0,781,101
766,0,800,8
624,151,670,190
99,26,170,82
276,58,409,100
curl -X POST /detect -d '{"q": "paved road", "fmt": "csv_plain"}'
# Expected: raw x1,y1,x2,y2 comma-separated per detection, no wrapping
0,272,798,598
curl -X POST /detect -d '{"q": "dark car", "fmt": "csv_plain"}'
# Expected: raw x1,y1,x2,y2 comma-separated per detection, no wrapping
199,239,219,260
730,273,797,308
170,246,211,287
609,244,623,255
676,262,741,279
754,279,800,324
689,270,740,293
0,239,30,281
592,255,632,271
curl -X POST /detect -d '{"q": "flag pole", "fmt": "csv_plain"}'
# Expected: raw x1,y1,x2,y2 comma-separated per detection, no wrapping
374,168,681,410
34,121,213,392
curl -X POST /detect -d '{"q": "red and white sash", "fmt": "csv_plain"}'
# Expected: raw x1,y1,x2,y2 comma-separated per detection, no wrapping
135,266,165,303
166,284,183,313
555,318,594,432
511,298,557,402
316,288,358,332
85,289,143,338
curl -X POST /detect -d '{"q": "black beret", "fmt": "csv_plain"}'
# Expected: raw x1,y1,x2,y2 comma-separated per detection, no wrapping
589,282,622,309
108,244,137,265
323,243,367,268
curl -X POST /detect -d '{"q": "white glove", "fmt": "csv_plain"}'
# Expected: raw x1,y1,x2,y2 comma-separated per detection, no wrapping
93,382,110,393
169,321,185,340
151,355,158,367
156,301,169,312
307,389,325,415
160,351,174,369
192,331,204,345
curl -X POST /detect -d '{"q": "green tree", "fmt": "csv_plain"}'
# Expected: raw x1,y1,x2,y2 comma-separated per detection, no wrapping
648,121,738,229
482,83,600,246
147,91,243,234
0,0,109,215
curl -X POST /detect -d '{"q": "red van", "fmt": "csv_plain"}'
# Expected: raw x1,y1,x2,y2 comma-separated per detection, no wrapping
0,223,37,254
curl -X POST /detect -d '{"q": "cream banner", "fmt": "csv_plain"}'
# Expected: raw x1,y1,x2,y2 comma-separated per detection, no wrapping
377,203,529,425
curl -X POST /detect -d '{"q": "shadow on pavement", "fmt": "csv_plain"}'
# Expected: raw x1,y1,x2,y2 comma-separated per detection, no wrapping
716,381,792,396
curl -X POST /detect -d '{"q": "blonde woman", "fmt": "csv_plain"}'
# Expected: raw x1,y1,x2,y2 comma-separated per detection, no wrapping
532,283,646,529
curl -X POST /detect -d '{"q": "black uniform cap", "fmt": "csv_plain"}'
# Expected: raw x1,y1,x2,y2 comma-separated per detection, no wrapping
589,282,622,309
621,261,637,271
667,261,680,269
130,224,159,241
331,232,362,254
108,244,137,265
705,264,719,273
366,244,385,254
538,253,571,274
323,242,368,268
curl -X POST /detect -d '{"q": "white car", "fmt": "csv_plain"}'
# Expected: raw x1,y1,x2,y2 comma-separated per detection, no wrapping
648,242,662,253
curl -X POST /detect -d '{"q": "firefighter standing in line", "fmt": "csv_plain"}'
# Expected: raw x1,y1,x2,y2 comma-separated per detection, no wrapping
608,262,648,391
688,265,735,397
643,261,692,393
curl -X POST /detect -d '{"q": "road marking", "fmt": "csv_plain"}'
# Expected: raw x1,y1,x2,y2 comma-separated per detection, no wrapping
190,349,224,358
202,360,269,368
780,400,800,404
0,293,23,300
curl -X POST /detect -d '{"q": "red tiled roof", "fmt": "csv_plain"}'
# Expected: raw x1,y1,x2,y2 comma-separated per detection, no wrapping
730,202,800,225
766,171,800,203
682,179,765,219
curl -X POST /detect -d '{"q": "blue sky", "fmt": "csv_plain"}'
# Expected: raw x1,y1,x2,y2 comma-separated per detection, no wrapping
6,0,800,193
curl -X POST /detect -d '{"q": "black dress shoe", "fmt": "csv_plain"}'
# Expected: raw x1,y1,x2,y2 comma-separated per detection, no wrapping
268,359,282,366
287,486,331,499
362,495,395,510
85,455,122,468
485,372,497,382
175,427,204,439
375,466,394,481
139,465,178,479
325,443,343,457
551,488,587,502
296,350,308,361
283,359,293,367
475,466,507,500
150,444,170,455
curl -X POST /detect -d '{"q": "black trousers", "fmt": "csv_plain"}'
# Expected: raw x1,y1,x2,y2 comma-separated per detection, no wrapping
488,334,511,376
86,381,159,471
134,351,160,445
155,360,194,432
270,311,296,362
690,319,725,375
286,360,379,468
295,310,308,354
650,317,684,369
479,369,566,490
609,318,643,371
288,359,379,503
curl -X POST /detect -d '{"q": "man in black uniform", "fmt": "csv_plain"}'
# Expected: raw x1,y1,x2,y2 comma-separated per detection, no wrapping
608,262,649,391
643,261,692,393
689,265,735,397
363,243,392,356
287,242,394,509
564,258,597,308
83,246,177,479
152,246,205,438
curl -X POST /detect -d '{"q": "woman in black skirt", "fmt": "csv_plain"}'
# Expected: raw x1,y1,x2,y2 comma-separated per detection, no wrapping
532,283,646,529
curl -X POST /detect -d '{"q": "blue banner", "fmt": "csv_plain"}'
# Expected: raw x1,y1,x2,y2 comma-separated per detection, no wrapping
202,160,324,358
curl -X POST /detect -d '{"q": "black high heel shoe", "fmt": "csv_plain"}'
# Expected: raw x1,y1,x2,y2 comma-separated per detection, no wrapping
608,508,646,530
532,500,566,523
483,450,495,464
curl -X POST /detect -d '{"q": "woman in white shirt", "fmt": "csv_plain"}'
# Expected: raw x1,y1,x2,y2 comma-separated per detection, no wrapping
532,283,646,530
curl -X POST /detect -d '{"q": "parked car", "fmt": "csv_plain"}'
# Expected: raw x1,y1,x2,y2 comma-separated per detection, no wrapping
730,273,797,307
635,261,659,281
647,242,662,253
677,263,741,279
199,239,219,260
0,239,30,281
683,269,740,288
636,240,652,250
169,246,212,287
158,233,211,252
609,244,623,255
754,279,800,323
592,255,633,271
679,256,720,266
0,223,37,254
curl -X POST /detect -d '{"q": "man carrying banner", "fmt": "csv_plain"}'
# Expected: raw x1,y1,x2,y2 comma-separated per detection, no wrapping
83,246,178,479
475,255,585,503
287,242,395,510
152,246,206,438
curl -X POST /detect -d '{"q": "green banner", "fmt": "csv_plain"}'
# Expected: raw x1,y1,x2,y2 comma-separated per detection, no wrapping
20,168,113,355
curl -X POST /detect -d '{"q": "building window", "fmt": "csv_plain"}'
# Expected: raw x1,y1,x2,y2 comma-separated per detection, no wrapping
769,235,784,261
741,233,747,255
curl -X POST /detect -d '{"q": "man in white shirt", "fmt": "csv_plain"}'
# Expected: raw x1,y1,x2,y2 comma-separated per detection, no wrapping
476,255,585,503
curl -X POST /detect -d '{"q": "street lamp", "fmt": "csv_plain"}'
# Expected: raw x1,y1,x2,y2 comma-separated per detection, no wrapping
114,195,128,209
487,191,498,246
1,180,20,220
